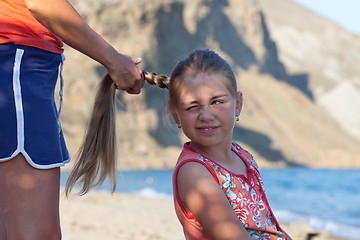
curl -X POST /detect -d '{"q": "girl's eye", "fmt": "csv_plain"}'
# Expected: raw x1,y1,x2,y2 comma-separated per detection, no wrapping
186,105,198,111
211,100,223,105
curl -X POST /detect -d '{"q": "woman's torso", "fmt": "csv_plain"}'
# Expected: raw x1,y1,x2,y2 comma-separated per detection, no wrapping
0,0,63,53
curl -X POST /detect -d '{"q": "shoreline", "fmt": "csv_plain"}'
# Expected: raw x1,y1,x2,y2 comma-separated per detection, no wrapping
60,189,353,240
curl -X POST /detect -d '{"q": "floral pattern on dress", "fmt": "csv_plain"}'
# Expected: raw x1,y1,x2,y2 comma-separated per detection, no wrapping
173,142,287,240
249,189,266,217
199,143,286,239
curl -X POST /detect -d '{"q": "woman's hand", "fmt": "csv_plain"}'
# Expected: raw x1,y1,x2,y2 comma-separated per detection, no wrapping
107,54,144,94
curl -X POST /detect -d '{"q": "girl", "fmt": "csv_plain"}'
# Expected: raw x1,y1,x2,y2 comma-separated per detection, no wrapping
65,49,293,239
0,0,143,239
143,49,292,239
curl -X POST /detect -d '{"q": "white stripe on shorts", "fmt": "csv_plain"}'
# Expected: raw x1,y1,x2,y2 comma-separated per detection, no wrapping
13,49,25,151
10,49,34,165
2,49,32,164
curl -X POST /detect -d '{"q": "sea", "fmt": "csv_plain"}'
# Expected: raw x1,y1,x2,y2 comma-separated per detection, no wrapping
60,168,360,240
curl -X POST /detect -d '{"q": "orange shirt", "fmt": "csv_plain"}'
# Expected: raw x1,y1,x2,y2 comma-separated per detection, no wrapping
0,0,63,53
173,142,287,240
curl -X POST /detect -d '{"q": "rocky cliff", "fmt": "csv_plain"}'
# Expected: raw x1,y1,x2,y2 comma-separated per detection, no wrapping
61,0,360,169
260,0,360,140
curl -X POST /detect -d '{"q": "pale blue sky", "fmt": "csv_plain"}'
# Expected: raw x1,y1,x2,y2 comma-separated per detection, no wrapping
292,0,360,35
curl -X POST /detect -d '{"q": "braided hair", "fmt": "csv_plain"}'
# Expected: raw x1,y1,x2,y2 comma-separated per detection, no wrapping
142,70,169,89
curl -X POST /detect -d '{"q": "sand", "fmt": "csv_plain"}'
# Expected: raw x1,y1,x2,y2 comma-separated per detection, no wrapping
60,189,353,240
60,190,183,240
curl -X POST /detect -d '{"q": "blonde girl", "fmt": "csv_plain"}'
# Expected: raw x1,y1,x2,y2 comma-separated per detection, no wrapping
167,49,292,239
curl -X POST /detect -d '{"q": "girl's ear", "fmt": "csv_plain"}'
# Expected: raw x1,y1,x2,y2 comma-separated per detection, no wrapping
235,91,243,117
171,110,180,124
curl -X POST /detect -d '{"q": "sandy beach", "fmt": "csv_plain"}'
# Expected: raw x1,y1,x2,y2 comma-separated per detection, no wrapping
60,189,353,240
60,189,183,240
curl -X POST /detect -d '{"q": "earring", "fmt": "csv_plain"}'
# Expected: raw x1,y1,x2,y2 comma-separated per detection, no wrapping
236,116,239,121
177,124,182,129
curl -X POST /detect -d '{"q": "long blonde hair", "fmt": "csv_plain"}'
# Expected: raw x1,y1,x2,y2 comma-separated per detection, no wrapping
65,71,169,196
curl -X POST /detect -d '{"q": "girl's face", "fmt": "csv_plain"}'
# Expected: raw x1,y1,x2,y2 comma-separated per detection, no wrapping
171,73,242,150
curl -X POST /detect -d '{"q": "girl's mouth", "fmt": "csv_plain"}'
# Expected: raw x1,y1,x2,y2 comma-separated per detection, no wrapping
197,126,218,133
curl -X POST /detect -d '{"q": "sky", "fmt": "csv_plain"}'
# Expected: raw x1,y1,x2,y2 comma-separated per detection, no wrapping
292,0,360,35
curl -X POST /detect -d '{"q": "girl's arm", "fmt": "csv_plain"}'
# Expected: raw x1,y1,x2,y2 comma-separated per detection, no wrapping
177,161,253,240
24,0,144,94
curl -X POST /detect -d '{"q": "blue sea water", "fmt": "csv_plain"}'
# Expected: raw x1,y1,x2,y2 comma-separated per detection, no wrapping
60,168,360,239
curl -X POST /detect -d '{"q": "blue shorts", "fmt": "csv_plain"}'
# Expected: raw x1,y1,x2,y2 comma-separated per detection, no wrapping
0,44,70,169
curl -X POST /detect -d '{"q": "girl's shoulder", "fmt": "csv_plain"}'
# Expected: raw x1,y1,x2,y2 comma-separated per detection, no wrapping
174,143,221,181
175,143,214,172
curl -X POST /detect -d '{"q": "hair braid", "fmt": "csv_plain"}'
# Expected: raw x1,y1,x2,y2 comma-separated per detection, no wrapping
142,70,169,89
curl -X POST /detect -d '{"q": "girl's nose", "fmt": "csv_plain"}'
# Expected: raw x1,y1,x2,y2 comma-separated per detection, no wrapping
198,106,214,121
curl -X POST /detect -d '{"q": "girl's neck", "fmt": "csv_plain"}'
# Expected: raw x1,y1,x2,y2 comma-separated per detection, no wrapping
189,141,248,177
189,141,233,164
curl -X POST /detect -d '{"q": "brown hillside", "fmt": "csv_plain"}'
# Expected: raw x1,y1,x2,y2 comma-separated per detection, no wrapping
259,0,360,140
61,0,360,169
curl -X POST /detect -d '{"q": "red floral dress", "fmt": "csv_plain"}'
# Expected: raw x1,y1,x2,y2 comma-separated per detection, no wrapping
173,142,287,240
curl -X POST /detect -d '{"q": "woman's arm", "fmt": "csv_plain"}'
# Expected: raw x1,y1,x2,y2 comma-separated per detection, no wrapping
24,0,143,94
177,162,252,240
